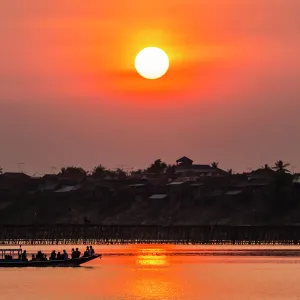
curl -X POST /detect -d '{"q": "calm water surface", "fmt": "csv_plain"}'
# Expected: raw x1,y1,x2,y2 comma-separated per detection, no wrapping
1,245,300,300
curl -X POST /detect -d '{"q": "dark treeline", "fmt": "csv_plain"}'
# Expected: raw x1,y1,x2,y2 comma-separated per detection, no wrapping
58,158,170,178
0,158,294,177
0,158,299,226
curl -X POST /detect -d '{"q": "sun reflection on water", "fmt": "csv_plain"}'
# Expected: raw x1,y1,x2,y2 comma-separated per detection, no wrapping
136,248,168,267
128,247,176,299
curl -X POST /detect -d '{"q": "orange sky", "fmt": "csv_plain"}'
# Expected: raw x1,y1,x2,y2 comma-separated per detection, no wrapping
1,0,300,174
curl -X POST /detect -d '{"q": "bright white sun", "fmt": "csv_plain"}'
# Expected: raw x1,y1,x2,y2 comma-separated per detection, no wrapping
135,47,169,80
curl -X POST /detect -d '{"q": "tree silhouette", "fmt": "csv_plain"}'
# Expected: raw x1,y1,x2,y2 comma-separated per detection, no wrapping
0,166,2,174
146,159,167,175
103,170,117,178
211,162,219,168
273,160,290,173
262,164,271,170
92,165,119,178
115,168,127,179
131,169,143,175
61,166,86,176
165,164,176,176
92,165,106,177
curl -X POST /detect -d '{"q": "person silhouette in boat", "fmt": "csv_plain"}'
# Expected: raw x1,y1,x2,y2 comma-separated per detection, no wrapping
37,251,47,261
56,251,62,260
63,250,68,260
71,248,76,259
83,246,90,257
21,250,28,262
50,250,56,260
75,248,81,258
89,246,95,256
36,251,43,261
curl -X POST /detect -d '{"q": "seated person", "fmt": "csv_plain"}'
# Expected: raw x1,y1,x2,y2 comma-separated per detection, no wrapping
50,250,56,260
63,250,68,260
89,246,95,255
31,254,36,261
36,251,43,261
56,252,62,260
21,250,28,262
71,248,76,259
75,248,81,258
83,246,90,257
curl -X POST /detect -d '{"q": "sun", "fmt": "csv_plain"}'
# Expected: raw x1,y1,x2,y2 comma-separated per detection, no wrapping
135,47,169,80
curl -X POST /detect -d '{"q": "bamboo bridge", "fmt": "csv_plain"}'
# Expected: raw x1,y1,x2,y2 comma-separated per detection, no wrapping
1,225,300,245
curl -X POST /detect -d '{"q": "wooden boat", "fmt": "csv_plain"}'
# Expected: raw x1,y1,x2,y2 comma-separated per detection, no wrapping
0,248,101,268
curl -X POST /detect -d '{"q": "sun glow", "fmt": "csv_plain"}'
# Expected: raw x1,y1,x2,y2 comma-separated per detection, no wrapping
135,47,169,80
136,248,168,266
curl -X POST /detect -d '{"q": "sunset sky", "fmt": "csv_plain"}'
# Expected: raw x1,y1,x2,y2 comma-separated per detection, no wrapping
1,0,300,174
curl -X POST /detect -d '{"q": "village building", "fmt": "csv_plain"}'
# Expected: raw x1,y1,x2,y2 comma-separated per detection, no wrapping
175,156,227,177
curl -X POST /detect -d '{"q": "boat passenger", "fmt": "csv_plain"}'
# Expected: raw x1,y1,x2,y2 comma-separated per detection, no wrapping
63,250,68,260
71,248,76,259
35,250,46,261
21,250,28,262
31,254,36,261
75,248,81,258
36,251,43,261
50,250,56,260
83,246,89,257
57,252,62,260
90,246,95,256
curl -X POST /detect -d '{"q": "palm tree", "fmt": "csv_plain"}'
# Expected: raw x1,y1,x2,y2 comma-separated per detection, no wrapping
211,162,219,168
272,160,290,173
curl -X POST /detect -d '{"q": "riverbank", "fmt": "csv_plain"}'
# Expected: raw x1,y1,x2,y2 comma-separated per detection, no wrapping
0,188,299,225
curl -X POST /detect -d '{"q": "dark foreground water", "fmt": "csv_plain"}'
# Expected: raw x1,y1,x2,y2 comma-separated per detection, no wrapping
1,245,300,300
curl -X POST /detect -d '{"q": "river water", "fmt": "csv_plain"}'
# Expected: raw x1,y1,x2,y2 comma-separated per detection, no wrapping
1,245,300,300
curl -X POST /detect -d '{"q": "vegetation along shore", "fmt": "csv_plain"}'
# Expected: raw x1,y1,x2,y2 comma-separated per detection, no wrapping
0,157,299,226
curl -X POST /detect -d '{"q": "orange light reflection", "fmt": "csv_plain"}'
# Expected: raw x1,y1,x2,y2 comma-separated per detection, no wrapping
128,247,176,299
136,248,168,267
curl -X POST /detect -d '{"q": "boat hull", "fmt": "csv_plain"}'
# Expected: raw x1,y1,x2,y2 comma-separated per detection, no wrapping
0,254,100,268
